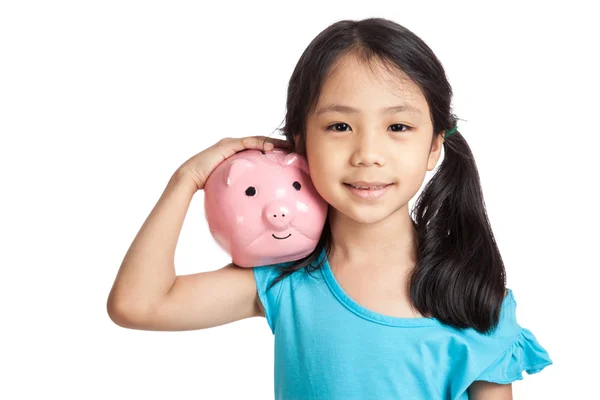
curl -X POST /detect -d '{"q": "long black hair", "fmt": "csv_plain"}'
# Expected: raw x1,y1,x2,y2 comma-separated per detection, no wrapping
265,17,506,334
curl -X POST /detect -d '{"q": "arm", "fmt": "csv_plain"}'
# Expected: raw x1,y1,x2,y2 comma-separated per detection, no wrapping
467,381,512,400
106,170,264,331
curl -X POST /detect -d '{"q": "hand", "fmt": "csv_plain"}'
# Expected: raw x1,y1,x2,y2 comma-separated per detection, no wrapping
176,135,292,191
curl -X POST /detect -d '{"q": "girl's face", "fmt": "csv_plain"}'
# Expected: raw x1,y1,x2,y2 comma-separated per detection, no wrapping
301,54,444,225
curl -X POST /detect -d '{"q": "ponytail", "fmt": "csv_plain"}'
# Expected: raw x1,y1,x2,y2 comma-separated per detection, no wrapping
409,129,507,334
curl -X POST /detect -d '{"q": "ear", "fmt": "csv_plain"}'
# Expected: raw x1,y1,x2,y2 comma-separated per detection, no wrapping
282,153,309,175
225,159,255,186
426,132,445,171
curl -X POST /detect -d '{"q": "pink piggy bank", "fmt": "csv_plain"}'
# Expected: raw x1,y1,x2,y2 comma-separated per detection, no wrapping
203,149,328,268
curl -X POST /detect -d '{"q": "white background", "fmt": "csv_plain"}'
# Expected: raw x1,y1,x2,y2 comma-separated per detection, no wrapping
1,0,598,398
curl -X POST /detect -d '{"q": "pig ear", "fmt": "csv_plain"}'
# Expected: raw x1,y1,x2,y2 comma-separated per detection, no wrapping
225,159,255,186
282,153,309,175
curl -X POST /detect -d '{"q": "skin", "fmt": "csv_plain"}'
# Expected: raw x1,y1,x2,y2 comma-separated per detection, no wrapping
297,52,513,399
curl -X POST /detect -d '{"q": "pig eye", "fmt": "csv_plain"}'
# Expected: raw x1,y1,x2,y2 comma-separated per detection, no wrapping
293,181,301,191
245,186,257,196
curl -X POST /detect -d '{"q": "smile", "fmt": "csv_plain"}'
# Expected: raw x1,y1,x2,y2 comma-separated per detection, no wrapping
344,182,393,199
272,233,292,240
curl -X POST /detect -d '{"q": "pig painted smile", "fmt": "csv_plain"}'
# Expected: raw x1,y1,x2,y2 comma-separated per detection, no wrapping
272,233,292,240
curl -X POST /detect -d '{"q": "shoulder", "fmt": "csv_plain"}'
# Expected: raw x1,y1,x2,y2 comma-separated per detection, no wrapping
253,249,326,295
252,261,310,333
253,261,306,292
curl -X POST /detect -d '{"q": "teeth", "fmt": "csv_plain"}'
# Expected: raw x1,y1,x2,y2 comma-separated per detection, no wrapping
350,184,386,190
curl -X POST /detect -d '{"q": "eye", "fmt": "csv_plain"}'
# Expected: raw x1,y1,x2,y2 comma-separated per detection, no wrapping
245,186,257,196
326,123,412,133
326,123,351,132
293,181,301,191
389,123,412,132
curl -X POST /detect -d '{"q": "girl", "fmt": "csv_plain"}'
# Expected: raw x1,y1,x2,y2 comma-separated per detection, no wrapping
108,17,552,399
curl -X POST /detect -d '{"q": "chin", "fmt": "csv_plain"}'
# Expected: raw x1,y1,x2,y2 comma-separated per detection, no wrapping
332,203,399,226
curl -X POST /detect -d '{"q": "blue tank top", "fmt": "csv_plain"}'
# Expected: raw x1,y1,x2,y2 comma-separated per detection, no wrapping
253,247,552,399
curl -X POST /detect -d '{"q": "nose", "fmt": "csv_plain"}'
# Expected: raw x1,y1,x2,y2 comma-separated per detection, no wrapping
263,201,296,231
350,133,386,167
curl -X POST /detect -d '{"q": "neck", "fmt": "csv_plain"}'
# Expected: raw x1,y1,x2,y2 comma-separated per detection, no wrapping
327,204,418,271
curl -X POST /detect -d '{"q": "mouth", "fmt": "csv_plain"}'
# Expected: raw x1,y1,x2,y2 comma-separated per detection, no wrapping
345,181,392,189
343,182,393,199
272,233,292,240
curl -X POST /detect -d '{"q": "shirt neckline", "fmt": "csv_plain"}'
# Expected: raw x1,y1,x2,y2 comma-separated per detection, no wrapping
316,248,443,328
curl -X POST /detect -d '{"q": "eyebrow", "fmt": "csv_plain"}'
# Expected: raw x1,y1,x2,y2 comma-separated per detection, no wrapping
315,103,422,116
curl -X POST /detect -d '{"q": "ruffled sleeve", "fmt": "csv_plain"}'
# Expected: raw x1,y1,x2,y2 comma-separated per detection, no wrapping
253,263,289,334
452,289,553,399
474,327,553,383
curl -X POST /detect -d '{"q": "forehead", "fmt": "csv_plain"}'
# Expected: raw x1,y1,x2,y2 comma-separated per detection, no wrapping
314,53,429,117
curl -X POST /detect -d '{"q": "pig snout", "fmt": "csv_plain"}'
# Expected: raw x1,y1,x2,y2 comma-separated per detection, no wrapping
263,201,296,231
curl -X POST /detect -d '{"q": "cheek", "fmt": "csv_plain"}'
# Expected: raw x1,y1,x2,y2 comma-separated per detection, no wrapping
305,135,347,201
307,176,338,212
306,128,335,157
307,139,342,178
394,155,430,195
306,157,338,200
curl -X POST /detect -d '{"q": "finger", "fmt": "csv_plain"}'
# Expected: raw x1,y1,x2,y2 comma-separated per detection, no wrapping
261,137,294,149
245,135,290,144
244,136,293,150
224,137,274,154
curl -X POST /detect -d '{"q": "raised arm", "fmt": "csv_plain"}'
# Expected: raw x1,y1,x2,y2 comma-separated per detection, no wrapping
106,136,288,331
